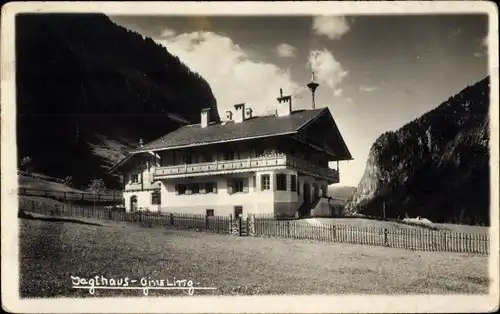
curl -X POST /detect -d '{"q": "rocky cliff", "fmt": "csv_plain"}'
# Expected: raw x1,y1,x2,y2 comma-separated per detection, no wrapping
346,77,490,225
16,14,219,188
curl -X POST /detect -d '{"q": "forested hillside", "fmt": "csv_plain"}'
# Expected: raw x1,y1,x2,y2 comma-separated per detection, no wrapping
16,14,219,188
346,77,490,225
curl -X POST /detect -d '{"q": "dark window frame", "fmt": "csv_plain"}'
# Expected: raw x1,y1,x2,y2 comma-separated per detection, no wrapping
151,191,161,205
233,179,244,193
131,173,139,184
205,182,217,193
177,184,186,195
291,175,297,192
261,174,270,190
276,173,287,191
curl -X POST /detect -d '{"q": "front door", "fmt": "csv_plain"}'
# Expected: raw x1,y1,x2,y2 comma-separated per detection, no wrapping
130,196,138,212
234,206,243,218
303,183,310,204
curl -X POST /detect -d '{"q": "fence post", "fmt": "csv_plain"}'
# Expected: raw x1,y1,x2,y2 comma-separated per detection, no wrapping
383,228,388,246
205,214,209,230
249,214,256,236
238,216,242,236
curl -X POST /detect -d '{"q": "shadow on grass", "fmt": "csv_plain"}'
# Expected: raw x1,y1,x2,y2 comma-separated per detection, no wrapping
18,211,103,227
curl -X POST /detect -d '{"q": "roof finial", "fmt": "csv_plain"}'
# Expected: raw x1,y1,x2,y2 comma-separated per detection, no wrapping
307,70,320,109
280,88,283,98
139,138,143,147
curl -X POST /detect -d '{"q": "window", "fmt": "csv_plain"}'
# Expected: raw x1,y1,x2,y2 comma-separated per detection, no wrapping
176,184,186,195
202,152,213,162
131,173,139,184
183,154,192,164
291,175,297,192
205,182,217,193
261,174,270,190
228,179,247,194
188,183,199,195
206,209,215,217
225,151,234,160
233,179,244,193
276,174,287,191
151,191,161,205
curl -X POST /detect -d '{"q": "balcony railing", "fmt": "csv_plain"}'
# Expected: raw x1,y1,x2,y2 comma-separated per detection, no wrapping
154,155,339,182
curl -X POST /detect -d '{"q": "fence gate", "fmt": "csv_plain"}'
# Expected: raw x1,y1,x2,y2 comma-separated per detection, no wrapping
239,218,249,236
230,216,252,236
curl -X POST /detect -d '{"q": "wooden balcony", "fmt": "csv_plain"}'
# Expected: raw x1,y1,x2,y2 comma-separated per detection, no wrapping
154,155,339,183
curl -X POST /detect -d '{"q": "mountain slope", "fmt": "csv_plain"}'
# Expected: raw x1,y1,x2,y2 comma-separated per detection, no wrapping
16,13,220,188
328,186,357,202
346,77,490,225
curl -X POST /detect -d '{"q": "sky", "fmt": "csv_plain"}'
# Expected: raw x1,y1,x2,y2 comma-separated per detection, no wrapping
109,14,489,187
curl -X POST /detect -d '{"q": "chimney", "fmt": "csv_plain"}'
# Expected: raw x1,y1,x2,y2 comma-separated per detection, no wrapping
245,107,253,119
233,103,245,123
200,108,211,128
225,110,233,121
276,88,292,116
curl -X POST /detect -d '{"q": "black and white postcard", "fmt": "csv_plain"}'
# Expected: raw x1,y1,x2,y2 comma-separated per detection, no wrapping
1,1,499,313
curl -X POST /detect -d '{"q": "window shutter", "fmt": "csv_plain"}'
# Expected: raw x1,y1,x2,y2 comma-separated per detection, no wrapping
227,179,233,194
273,174,278,191
243,178,249,193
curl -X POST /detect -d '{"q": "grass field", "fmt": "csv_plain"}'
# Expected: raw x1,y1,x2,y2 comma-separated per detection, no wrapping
19,214,490,298
18,175,84,193
300,218,490,234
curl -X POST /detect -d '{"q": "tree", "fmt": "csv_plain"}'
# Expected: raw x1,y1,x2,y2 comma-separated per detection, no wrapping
87,178,106,193
63,176,73,187
87,178,106,210
20,156,33,172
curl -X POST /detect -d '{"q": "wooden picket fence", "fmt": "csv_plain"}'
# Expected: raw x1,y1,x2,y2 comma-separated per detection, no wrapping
19,198,230,234
251,216,490,255
19,198,490,255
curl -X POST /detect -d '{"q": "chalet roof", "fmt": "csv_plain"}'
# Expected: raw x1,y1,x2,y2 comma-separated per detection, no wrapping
107,151,159,175
133,108,328,153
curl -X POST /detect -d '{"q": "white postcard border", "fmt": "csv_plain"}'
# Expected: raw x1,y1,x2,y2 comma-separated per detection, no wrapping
1,1,499,313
